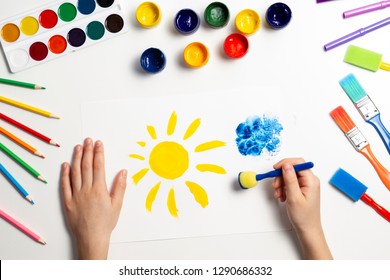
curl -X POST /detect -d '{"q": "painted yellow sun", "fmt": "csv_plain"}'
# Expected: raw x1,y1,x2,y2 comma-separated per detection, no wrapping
129,111,226,218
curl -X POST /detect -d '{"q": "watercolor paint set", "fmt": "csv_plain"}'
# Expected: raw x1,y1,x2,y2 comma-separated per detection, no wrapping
0,0,128,73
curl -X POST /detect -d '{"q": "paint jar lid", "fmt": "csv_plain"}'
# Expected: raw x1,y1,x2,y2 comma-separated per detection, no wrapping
235,9,260,35
204,2,230,28
136,2,162,28
266,3,292,29
174,9,200,35
140,48,166,73
223,33,249,58
183,42,209,68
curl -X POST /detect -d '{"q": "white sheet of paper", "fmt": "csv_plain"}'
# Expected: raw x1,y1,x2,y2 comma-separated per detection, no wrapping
81,87,292,243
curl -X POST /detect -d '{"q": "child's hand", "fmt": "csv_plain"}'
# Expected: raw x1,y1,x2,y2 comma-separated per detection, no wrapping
272,158,332,259
61,138,127,259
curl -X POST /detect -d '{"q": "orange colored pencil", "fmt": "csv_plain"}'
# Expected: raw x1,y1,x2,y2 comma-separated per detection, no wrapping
0,126,45,158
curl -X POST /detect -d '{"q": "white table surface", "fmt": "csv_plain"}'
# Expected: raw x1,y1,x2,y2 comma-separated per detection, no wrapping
0,0,389,260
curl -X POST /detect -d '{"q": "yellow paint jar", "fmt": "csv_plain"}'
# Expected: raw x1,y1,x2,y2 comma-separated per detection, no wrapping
136,2,161,28
183,42,209,68
235,9,260,35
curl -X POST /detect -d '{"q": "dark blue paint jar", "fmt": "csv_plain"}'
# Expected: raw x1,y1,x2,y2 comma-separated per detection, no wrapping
266,3,292,29
140,48,166,74
174,9,200,35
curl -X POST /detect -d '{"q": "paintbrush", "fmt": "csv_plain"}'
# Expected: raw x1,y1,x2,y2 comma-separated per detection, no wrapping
339,73,390,154
330,168,390,222
238,162,314,189
330,105,390,191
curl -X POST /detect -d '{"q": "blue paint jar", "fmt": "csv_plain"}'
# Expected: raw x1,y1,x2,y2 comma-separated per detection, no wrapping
266,3,292,29
140,48,166,74
174,9,200,35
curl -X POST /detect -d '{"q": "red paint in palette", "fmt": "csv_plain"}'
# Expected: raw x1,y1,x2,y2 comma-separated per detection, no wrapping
29,42,48,61
39,10,58,29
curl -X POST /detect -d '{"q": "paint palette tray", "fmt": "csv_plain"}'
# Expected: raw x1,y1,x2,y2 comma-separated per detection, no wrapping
0,0,128,73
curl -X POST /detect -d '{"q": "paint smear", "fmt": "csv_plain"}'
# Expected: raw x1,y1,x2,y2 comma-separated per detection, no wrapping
137,141,146,147
129,154,145,160
195,140,226,152
185,181,208,208
167,111,177,136
183,118,201,140
167,188,178,218
132,168,149,184
149,141,189,179
145,182,161,212
147,125,157,140
235,115,283,156
196,164,226,174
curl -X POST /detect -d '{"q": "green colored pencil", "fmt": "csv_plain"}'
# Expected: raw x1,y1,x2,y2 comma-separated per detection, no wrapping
0,142,47,183
0,77,45,90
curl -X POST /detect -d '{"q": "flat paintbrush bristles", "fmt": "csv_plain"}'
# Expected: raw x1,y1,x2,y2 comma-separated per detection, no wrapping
329,168,368,201
339,73,367,103
238,171,257,189
330,106,356,133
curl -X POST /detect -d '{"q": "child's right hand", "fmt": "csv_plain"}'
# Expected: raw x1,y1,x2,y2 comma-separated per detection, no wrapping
272,158,333,260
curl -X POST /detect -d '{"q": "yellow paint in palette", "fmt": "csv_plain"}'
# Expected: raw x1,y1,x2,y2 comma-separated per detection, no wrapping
130,111,226,218
20,17,39,36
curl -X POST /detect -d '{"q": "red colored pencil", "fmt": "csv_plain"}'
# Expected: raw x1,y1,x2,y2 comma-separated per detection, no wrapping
0,113,60,147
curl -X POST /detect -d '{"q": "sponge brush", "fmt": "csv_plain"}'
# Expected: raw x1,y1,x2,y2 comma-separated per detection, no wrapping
344,45,382,72
329,168,367,201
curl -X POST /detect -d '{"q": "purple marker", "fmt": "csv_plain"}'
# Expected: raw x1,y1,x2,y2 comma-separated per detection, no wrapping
343,1,390,18
317,0,336,3
324,16,390,51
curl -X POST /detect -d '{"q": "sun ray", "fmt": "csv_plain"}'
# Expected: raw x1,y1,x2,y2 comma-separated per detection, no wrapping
129,154,145,160
145,182,161,212
167,111,177,136
167,188,179,218
183,118,201,140
132,168,149,184
137,141,146,147
195,140,226,152
196,164,226,174
185,181,208,208
147,125,157,140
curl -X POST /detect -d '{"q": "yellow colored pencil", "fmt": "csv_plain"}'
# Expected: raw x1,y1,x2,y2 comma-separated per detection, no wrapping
0,126,45,158
0,96,60,119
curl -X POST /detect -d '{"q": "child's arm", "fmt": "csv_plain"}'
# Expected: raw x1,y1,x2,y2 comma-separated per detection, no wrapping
272,158,333,260
61,138,127,260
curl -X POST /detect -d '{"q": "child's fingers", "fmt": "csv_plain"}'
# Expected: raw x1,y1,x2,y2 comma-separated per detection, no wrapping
273,157,305,170
61,162,73,204
111,170,128,211
92,140,106,187
81,138,94,188
70,144,83,191
281,162,302,202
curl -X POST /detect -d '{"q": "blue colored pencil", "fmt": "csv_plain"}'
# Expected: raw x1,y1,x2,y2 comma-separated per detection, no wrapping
0,163,34,204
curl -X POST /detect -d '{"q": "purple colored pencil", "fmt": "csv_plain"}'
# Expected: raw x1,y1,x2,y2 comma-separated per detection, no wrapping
317,0,336,3
324,16,390,51
343,1,390,18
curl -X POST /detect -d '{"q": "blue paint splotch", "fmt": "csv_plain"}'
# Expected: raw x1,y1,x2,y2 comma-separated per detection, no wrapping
235,115,283,156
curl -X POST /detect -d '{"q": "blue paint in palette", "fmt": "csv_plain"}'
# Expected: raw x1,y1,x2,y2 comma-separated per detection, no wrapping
235,115,283,156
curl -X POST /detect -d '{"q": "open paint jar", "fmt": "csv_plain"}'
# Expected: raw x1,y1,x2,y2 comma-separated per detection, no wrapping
204,2,229,28
183,42,209,68
223,33,249,58
140,47,166,73
174,9,200,35
136,2,161,28
235,9,260,35
266,2,292,29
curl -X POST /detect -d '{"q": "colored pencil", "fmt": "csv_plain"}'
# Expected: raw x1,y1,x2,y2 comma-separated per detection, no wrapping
0,209,46,245
324,16,390,51
0,77,45,90
343,1,390,19
330,106,390,191
0,96,59,119
0,142,47,183
0,113,60,147
0,163,34,204
0,126,45,158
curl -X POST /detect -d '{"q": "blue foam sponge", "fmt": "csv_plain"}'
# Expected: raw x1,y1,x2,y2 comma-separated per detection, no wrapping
329,168,368,201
